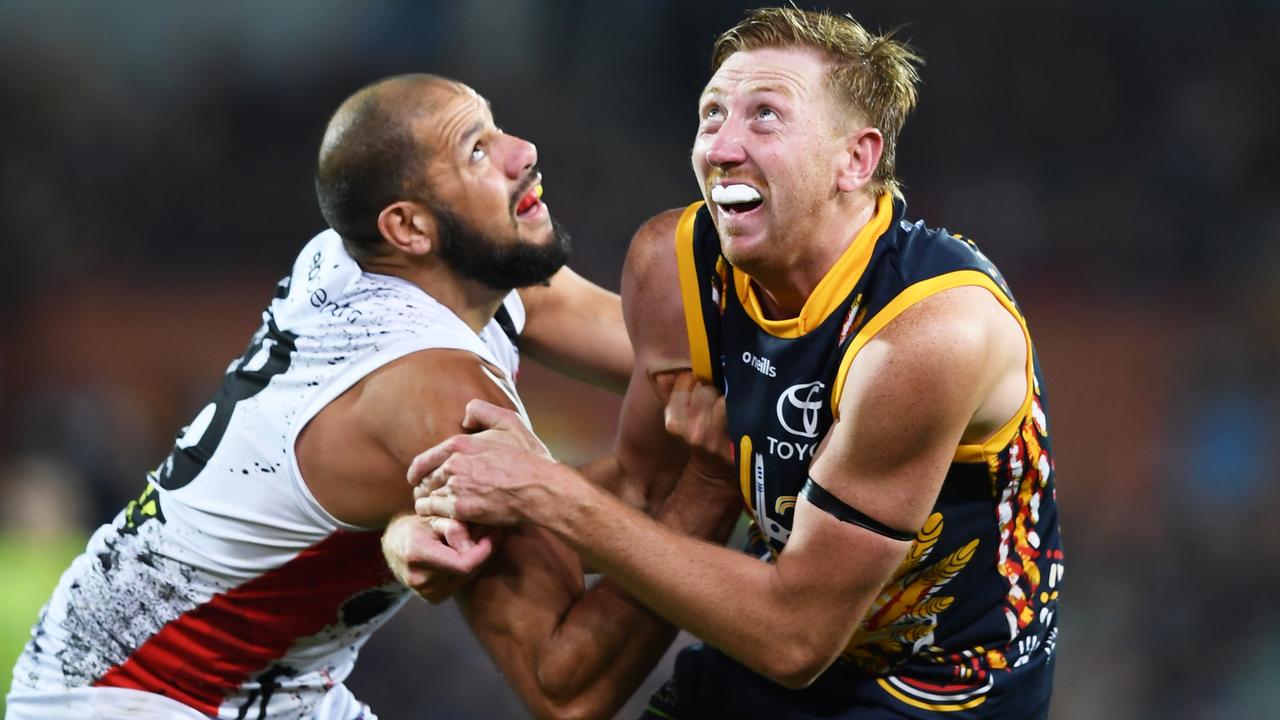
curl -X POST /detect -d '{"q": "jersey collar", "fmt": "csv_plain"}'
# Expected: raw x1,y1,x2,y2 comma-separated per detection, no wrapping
733,192,894,338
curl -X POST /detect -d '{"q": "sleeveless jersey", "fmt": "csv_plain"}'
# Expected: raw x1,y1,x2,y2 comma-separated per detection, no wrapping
9,229,527,719
666,194,1062,718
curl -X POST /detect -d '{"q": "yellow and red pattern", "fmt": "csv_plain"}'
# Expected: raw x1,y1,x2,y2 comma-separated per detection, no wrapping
994,395,1052,638
845,513,978,674
847,385,1060,713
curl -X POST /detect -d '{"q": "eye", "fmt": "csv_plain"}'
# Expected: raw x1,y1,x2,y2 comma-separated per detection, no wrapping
470,141,487,162
702,105,724,122
756,106,778,121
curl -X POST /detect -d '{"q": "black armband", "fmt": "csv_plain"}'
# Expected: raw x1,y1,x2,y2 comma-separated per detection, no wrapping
799,478,916,542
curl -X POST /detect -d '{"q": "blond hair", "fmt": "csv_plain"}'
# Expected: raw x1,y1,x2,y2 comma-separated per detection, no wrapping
712,7,923,197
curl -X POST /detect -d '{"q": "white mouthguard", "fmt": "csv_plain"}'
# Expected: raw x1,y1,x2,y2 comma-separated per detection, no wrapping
710,184,762,205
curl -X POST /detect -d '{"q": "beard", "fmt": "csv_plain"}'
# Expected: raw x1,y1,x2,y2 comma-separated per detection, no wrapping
431,202,572,291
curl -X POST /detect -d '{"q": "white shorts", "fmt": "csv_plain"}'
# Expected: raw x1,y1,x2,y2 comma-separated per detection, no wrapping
4,684,378,720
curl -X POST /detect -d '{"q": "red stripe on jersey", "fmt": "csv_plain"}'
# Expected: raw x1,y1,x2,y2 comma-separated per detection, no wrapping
898,676,984,693
94,530,392,715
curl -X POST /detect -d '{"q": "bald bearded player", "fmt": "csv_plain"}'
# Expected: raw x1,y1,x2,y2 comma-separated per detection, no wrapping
7,74,736,720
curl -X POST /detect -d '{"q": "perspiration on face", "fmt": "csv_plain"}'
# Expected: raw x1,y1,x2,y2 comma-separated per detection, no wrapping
710,7,922,197
692,46,849,267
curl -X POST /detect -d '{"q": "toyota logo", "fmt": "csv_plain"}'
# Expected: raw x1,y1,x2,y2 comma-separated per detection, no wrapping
776,381,825,438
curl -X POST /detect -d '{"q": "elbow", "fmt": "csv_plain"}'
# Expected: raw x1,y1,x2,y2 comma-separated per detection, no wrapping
764,659,824,691
530,664,600,720
528,696,607,720
535,669,581,710
536,645,598,707
758,637,842,690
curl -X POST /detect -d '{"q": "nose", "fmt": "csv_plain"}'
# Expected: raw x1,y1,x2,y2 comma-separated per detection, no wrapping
501,133,538,179
703,121,746,169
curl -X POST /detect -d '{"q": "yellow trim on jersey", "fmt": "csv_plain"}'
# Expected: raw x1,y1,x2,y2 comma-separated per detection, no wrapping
738,435,754,511
876,677,989,712
733,193,894,338
829,270,1035,464
675,201,713,381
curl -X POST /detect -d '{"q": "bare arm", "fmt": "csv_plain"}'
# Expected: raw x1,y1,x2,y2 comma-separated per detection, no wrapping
297,349,519,529
420,286,1024,688
450,211,742,718
457,460,740,720
583,209,698,511
518,266,631,394
325,348,721,719
299,350,514,601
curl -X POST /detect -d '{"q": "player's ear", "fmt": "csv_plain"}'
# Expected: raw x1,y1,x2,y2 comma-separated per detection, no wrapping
835,126,882,194
378,201,437,255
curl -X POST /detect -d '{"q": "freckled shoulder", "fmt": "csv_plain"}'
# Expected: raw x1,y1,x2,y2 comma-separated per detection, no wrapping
621,208,690,372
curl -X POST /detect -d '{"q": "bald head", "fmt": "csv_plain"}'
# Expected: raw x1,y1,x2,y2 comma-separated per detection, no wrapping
315,74,464,259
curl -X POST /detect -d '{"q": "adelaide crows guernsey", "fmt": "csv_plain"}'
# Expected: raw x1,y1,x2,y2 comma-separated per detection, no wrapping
9,230,527,720
663,194,1062,718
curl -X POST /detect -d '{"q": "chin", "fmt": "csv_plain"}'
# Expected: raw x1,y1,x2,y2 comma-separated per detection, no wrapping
719,229,770,266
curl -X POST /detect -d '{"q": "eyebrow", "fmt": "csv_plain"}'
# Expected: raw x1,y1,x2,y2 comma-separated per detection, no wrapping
751,84,795,98
458,120,485,147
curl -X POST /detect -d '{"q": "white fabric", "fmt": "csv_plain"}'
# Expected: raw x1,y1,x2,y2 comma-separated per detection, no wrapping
4,684,377,720
9,230,522,719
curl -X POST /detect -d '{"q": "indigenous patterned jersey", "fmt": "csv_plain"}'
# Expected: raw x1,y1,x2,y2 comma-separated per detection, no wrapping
666,194,1062,718
10,230,527,719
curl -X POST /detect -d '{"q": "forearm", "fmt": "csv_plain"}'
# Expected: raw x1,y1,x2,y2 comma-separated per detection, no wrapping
534,469,854,687
520,269,631,395
575,455,647,513
460,526,673,720
531,578,678,718
519,465,741,714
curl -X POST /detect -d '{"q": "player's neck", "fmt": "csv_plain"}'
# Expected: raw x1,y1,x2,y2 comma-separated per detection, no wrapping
360,256,507,334
749,193,877,319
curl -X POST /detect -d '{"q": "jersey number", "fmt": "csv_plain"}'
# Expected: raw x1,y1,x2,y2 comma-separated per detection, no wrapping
155,316,299,490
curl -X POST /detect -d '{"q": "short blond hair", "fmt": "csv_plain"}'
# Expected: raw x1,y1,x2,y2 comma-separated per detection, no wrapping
712,7,923,197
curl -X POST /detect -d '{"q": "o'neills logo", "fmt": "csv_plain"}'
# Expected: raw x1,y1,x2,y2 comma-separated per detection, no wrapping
742,351,777,377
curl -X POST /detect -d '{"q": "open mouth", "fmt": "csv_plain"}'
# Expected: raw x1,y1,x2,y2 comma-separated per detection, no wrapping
515,184,543,218
711,183,763,215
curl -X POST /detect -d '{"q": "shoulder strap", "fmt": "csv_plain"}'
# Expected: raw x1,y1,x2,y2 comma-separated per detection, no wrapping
492,304,519,347
673,202,722,386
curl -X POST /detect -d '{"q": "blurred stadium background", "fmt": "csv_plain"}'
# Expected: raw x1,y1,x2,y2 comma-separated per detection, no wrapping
1,1,1277,717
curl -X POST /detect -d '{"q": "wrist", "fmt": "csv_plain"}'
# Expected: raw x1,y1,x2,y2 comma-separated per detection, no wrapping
658,467,743,541
523,461,594,530
543,465,621,549
685,453,738,493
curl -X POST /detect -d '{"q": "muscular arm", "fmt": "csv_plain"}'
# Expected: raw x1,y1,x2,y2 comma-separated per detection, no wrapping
459,465,739,720
585,209,699,510
297,349,519,528
518,266,631,394
425,281,1025,688
455,211,742,718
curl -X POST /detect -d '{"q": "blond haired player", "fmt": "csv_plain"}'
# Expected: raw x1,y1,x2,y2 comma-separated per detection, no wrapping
414,9,1063,719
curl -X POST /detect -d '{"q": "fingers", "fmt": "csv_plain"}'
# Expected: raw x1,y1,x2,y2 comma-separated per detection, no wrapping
406,434,475,486
663,372,733,465
651,369,688,404
662,371,699,435
388,517,494,603
433,515,475,552
416,491,456,520
452,535,493,574
418,538,490,604
461,399,522,432
462,400,551,457
407,441,450,486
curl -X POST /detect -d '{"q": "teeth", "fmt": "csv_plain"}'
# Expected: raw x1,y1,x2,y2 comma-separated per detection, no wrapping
711,184,761,205
534,184,543,198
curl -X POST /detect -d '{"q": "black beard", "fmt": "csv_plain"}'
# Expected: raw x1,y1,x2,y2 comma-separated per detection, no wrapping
431,204,571,291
